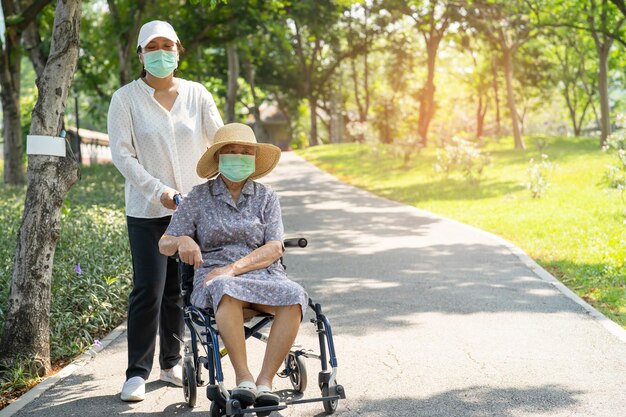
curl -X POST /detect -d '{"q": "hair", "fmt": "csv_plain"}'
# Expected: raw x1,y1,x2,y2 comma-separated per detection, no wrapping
137,40,185,79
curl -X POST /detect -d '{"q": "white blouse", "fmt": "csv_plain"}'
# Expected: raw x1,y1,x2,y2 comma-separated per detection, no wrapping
108,78,223,218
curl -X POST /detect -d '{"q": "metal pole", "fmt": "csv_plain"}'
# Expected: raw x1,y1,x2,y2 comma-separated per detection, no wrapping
74,91,82,165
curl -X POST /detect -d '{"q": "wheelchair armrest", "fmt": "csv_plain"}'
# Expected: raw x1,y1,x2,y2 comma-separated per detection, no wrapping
284,237,307,248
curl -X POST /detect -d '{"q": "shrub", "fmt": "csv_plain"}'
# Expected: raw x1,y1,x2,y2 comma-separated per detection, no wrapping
603,130,626,191
531,135,550,153
434,136,491,186
526,154,554,199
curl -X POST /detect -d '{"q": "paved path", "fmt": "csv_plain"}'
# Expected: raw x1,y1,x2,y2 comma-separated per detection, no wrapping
5,152,626,417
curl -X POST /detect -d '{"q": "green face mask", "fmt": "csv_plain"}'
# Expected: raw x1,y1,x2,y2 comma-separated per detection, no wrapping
219,154,256,182
143,50,178,78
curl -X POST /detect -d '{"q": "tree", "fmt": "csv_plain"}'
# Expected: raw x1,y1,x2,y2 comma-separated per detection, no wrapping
383,0,456,148
548,0,625,144
225,43,239,123
0,0,81,376
347,1,375,143
107,0,149,87
239,40,270,142
266,0,367,146
456,30,494,140
512,39,559,134
550,29,597,136
585,0,624,146
1,0,54,185
467,0,542,150
283,1,344,146
610,0,626,17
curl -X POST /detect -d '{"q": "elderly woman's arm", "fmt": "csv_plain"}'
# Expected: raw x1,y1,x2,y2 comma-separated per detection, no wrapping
159,234,203,269
202,240,283,285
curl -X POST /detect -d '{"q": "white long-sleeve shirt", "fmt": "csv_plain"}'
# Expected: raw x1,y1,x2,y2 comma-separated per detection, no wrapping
108,78,223,218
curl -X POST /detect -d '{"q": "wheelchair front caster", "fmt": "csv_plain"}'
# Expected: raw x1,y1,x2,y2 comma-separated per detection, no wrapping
321,383,344,414
209,401,224,417
225,398,246,417
285,352,308,392
182,356,197,407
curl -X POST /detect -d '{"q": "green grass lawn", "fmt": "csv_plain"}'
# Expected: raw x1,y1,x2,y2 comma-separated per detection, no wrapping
297,135,626,326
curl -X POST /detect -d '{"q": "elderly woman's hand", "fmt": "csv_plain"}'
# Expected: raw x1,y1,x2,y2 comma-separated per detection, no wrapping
159,234,202,268
177,236,203,269
203,264,236,286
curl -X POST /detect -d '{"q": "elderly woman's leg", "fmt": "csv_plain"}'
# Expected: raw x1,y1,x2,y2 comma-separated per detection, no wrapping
214,295,255,385
255,304,301,388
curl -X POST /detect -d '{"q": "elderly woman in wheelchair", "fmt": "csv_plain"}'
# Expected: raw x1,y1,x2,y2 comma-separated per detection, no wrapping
159,123,309,409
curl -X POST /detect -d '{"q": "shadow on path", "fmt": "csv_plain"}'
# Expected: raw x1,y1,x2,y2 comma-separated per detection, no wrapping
315,384,582,417
271,156,587,336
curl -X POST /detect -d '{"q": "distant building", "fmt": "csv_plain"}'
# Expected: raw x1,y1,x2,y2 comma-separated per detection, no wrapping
246,103,291,150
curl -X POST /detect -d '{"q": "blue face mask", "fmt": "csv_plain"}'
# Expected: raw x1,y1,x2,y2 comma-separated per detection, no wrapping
219,154,256,182
143,50,178,78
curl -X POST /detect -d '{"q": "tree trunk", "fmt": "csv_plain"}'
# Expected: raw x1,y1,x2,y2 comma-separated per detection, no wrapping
0,65,23,184
382,100,392,144
330,85,343,144
417,41,438,147
350,32,370,143
0,3,24,185
476,94,487,140
502,48,524,149
563,87,581,137
23,22,47,78
597,45,611,146
225,43,239,123
241,58,269,143
575,99,592,137
491,55,501,138
308,94,318,147
0,0,81,376
108,0,147,86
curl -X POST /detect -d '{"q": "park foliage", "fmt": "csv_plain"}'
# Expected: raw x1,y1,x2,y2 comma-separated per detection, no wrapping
0,164,130,407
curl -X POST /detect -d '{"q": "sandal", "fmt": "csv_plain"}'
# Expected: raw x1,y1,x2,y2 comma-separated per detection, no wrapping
255,384,280,407
231,380,257,406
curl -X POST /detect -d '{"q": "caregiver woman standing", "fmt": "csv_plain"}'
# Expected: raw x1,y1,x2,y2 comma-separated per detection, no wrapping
107,20,223,402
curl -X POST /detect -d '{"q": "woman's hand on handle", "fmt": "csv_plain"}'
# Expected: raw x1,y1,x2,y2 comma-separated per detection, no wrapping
160,187,179,210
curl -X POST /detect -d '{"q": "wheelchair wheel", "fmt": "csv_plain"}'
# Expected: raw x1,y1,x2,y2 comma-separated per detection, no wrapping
286,352,307,392
182,356,197,407
321,383,338,414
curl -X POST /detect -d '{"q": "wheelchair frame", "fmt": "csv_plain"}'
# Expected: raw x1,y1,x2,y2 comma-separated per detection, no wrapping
176,237,346,417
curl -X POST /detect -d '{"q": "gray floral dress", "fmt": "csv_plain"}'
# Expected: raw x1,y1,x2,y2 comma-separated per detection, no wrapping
165,176,308,318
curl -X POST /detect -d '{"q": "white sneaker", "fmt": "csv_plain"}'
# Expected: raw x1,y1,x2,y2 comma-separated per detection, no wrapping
121,376,145,401
160,364,183,387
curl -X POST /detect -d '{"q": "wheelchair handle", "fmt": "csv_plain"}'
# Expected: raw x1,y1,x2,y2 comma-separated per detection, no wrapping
284,237,308,248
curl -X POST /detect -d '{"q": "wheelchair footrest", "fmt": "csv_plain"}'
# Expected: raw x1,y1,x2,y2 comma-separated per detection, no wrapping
225,403,287,415
285,395,341,405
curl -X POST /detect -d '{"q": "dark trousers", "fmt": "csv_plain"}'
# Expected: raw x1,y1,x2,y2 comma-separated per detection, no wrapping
126,216,183,380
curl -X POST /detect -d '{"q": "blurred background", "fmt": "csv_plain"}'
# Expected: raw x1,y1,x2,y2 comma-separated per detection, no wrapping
4,0,625,170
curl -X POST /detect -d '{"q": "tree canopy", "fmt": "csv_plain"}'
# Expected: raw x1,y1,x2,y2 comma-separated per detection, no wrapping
4,0,626,183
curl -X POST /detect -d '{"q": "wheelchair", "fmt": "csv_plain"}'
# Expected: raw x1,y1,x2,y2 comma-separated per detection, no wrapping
174,237,346,417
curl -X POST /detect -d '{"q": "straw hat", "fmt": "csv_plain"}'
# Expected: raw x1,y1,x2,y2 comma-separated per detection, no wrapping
196,123,281,180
